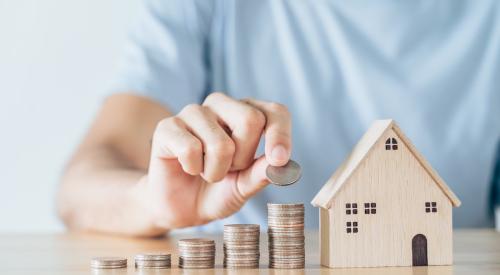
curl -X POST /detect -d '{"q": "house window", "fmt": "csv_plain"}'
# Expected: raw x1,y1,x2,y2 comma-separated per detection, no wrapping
346,203,358,215
385,137,398,150
346,221,358,233
364,202,377,214
425,202,437,213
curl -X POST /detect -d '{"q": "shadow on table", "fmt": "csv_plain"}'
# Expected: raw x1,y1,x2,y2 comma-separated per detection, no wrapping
317,266,453,275
91,266,452,275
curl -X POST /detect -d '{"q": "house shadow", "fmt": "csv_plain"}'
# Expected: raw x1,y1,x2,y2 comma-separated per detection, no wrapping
318,266,453,275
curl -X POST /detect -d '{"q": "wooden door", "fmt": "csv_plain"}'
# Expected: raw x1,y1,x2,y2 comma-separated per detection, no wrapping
412,234,428,266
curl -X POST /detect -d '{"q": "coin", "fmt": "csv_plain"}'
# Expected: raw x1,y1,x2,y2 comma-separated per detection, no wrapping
135,252,171,261
135,261,171,268
90,257,127,269
178,238,215,246
267,203,305,269
178,239,216,269
266,159,302,186
134,253,171,269
223,224,260,269
224,224,260,230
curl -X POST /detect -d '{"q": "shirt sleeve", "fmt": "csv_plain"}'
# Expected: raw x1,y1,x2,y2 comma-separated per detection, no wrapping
108,0,214,113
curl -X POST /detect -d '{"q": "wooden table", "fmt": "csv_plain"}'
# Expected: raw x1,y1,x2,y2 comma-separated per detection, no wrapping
1,230,499,274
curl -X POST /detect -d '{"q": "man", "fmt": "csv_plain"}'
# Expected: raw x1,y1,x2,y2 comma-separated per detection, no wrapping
57,1,500,236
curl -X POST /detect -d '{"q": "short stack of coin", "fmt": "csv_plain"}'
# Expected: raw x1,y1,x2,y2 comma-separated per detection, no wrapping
90,257,127,269
267,203,305,269
223,224,260,268
178,238,215,269
135,253,171,269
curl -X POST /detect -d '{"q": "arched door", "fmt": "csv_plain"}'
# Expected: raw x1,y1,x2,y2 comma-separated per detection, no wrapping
412,234,428,266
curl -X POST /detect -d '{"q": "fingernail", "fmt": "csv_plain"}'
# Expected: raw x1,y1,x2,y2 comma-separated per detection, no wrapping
271,145,289,164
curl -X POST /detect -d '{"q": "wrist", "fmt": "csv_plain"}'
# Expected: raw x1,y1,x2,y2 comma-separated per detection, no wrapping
129,175,169,237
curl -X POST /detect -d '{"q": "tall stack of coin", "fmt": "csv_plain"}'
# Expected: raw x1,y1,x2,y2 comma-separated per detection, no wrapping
223,224,260,268
178,238,215,269
90,257,127,269
135,253,171,269
267,203,305,269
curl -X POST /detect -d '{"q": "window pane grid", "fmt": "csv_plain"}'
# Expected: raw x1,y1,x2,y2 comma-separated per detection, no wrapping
425,201,437,213
364,202,377,214
385,137,398,150
346,221,358,234
346,203,358,215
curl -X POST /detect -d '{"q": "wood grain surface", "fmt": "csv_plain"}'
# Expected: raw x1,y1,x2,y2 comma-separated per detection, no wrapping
0,230,498,274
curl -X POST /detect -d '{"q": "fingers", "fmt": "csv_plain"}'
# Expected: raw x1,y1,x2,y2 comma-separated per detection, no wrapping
203,92,266,171
242,99,292,166
152,93,291,187
152,117,203,175
152,104,236,182
197,156,270,220
178,104,235,182
235,155,270,199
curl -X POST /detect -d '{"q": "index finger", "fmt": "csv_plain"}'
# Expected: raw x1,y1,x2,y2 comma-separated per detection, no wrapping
242,99,291,166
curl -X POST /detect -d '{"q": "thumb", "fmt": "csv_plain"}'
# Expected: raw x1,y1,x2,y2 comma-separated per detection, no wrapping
235,155,270,199
196,155,270,221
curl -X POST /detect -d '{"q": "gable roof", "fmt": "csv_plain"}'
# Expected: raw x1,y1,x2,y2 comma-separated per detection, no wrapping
311,119,461,209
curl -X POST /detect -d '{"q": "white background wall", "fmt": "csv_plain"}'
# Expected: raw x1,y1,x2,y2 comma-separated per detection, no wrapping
0,0,141,232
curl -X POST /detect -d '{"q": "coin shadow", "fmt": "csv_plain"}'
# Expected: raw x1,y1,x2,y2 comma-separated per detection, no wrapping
135,268,174,275
139,267,215,275
222,266,305,275
223,267,265,275
268,268,305,275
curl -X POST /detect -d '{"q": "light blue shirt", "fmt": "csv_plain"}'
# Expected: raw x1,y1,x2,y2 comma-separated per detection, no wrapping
111,0,500,230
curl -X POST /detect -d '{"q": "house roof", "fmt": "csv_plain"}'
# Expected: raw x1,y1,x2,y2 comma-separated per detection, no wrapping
311,119,461,209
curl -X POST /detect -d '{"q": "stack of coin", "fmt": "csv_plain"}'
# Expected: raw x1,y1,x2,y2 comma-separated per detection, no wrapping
178,238,215,269
223,224,260,269
267,203,305,269
90,257,127,269
135,253,171,269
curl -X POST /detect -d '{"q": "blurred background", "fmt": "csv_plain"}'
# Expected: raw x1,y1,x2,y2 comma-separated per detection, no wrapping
1,1,499,233
0,0,141,232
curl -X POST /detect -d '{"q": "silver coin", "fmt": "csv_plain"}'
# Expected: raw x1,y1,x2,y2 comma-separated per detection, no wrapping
267,202,305,269
266,159,302,186
224,224,260,231
90,257,127,269
223,223,262,269
135,260,171,269
178,238,214,245
134,253,170,261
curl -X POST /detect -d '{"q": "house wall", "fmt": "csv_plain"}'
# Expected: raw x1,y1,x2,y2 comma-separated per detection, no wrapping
319,208,331,266
327,128,453,267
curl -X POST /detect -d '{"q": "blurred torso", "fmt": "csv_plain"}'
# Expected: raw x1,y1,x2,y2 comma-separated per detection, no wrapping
183,0,500,231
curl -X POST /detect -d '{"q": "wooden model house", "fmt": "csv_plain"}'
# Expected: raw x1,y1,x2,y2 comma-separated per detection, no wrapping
311,119,461,268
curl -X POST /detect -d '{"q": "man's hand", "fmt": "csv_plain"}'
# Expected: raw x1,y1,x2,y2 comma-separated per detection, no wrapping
140,92,292,229
57,92,291,236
